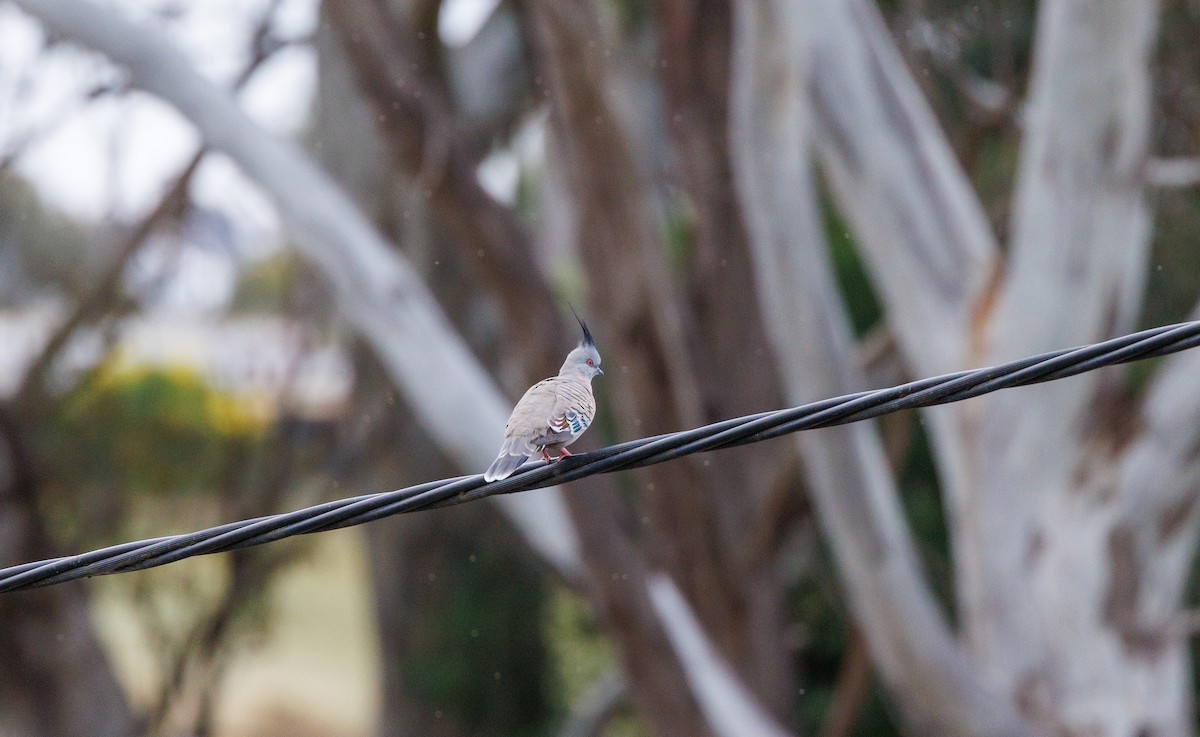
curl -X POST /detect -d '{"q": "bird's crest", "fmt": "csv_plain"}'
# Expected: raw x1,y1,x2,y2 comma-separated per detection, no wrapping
568,303,594,347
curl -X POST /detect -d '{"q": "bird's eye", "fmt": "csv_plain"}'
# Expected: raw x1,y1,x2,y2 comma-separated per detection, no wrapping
586,359,594,366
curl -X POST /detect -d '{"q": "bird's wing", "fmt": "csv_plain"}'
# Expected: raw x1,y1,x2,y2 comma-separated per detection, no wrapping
505,377,593,447
505,379,563,442
534,378,595,447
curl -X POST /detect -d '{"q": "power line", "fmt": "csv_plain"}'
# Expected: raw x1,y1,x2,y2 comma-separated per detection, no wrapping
2,320,1199,593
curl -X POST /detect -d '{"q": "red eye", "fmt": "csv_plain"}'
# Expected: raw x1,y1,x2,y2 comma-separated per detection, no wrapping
586,359,594,366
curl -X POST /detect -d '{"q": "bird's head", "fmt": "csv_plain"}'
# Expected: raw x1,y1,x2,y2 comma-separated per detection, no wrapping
560,311,603,380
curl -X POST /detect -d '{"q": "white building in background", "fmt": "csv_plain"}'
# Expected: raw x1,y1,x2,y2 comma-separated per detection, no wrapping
0,302,354,422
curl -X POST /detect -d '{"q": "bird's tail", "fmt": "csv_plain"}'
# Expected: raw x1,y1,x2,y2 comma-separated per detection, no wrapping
484,438,532,482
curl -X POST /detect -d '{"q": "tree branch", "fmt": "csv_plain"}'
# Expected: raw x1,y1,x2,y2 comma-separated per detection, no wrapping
14,151,199,406
0,408,136,737
1111,302,1200,644
1145,157,1200,188
796,0,1000,575
805,0,999,379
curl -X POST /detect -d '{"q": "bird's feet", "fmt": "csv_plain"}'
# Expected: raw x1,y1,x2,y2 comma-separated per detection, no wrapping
541,448,573,463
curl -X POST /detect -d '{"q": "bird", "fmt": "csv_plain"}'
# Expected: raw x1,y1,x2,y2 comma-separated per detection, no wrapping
484,315,603,482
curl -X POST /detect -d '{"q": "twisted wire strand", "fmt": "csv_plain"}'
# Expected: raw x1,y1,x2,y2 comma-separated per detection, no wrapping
3,320,1199,593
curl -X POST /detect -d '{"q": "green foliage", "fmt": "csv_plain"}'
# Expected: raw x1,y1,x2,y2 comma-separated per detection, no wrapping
39,361,264,520
789,571,899,737
822,197,884,336
515,154,542,223
896,417,955,614
544,588,613,703
398,526,557,737
957,1,1038,84
551,263,591,315
970,133,1021,230
609,0,653,35
544,588,651,737
663,192,696,277
1144,190,1200,328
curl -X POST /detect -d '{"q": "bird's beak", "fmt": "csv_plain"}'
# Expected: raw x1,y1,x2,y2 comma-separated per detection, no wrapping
596,367,604,375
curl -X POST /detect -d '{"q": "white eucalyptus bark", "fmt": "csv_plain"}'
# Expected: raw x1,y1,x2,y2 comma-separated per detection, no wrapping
1112,312,1200,691
1145,158,1200,188
804,0,998,379
996,0,1155,361
955,0,1170,734
797,0,1000,598
729,1,1031,734
1102,331,1200,734
10,0,581,579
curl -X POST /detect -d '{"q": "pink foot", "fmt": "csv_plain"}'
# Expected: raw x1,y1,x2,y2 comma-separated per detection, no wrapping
542,448,573,463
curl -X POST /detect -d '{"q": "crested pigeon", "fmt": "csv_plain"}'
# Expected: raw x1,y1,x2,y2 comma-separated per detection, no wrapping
484,316,603,482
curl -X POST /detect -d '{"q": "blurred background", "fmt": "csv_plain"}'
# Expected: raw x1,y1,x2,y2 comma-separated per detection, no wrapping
1,0,1199,736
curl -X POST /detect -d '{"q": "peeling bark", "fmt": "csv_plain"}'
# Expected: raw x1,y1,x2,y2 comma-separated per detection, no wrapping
954,1,1169,734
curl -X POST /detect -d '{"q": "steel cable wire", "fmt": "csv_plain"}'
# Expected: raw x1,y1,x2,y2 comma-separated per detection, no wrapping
3,320,1199,593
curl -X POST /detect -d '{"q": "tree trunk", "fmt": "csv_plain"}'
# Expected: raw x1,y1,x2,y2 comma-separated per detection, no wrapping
957,1,1177,733
523,0,796,724
727,1,1032,734
0,412,137,737
655,0,803,720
